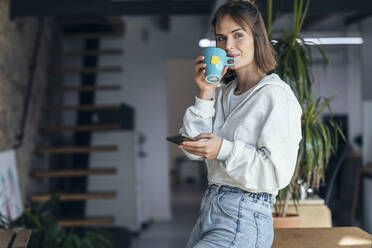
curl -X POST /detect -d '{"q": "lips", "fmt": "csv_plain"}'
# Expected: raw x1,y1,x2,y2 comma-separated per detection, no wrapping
228,54,239,58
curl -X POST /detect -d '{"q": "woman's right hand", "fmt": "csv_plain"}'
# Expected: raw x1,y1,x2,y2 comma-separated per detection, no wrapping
194,56,228,100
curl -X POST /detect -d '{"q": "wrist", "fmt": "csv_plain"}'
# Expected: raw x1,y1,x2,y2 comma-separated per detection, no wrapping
199,91,214,100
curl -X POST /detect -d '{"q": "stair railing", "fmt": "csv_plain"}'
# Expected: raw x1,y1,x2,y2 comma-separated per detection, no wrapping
14,17,45,149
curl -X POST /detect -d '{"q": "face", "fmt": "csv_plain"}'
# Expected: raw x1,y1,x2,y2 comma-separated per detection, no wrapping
215,15,255,71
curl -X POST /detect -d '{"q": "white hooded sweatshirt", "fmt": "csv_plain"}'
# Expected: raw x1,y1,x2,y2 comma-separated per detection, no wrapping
179,73,302,196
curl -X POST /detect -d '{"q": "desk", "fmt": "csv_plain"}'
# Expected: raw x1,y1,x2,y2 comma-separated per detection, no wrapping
272,227,372,248
286,198,332,227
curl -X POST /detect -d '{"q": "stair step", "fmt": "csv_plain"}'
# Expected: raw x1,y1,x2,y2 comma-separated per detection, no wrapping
31,192,117,202
58,49,123,56
57,17,107,26
60,32,123,39
44,124,121,132
55,66,122,74
35,168,117,178
49,85,121,92
58,216,115,227
47,105,121,111
39,145,118,154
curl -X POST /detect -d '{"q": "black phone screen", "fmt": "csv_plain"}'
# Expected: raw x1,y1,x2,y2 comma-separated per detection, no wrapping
166,134,197,145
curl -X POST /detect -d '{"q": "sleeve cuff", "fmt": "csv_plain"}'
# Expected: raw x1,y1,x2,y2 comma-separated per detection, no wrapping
194,96,214,112
216,138,234,161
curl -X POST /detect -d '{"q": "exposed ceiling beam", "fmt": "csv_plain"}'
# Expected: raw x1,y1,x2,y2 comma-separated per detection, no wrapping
10,1,213,18
345,12,372,26
256,0,372,15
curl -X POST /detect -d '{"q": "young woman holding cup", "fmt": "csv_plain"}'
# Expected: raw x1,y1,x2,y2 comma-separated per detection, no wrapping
178,0,302,247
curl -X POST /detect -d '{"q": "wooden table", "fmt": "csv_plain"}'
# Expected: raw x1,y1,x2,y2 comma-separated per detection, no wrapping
0,230,32,248
272,227,371,248
286,198,332,227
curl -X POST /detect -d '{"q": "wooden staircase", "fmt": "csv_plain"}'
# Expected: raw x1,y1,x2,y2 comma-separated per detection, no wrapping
39,145,118,154
57,49,123,57
34,168,117,178
34,17,130,228
59,32,123,40
31,192,117,202
43,124,121,132
48,85,121,92
58,217,115,227
46,105,121,111
54,66,122,74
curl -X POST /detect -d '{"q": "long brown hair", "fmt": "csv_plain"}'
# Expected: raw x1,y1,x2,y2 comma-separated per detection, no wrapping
212,0,277,82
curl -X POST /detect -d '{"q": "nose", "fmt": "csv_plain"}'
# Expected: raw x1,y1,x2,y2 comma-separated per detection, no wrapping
225,37,235,52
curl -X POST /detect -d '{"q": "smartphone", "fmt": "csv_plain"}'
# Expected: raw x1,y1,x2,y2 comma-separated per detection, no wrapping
166,134,198,145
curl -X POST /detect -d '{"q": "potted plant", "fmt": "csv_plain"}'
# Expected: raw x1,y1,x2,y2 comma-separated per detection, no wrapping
0,194,118,248
265,0,346,227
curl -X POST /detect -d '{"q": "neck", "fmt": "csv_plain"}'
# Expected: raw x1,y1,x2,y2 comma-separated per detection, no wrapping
234,63,266,94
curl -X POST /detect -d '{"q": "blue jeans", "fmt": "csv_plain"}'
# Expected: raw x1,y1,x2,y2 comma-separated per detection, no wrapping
185,184,275,248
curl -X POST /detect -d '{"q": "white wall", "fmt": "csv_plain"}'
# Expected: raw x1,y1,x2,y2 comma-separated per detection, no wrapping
167,59,200,171
312,61,348,114
97,16,207,221
87,132,140,231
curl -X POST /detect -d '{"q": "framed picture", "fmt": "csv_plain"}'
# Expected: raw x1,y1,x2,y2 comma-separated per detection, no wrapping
0,149,23,220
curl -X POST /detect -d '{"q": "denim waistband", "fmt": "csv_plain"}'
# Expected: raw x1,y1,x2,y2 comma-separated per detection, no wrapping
209,184,275,205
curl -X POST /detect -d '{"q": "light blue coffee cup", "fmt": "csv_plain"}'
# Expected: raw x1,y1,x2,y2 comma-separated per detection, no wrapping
203,47,235,83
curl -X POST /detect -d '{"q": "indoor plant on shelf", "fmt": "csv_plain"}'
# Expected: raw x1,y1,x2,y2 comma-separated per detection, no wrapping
265,0,346,226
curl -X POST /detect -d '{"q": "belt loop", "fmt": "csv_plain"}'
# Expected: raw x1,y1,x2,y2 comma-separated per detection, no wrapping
217,185,222,193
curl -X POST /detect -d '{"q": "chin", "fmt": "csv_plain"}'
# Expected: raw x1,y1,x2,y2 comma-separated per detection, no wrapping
230,64,241,70
229,62,238,69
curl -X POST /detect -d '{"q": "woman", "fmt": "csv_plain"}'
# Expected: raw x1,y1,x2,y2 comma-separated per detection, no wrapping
178,0,302,247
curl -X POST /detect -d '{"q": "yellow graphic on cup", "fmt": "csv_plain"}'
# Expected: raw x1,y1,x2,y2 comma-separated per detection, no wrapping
211,56,220,65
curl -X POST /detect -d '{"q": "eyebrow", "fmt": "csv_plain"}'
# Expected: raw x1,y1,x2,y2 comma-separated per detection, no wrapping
216,28,244,36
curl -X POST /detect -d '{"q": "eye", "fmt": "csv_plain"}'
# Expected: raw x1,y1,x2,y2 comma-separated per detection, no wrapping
235,33,243,38
216,36,225,42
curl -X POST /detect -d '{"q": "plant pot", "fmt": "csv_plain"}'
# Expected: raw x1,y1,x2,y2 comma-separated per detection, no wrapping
273,213,301,228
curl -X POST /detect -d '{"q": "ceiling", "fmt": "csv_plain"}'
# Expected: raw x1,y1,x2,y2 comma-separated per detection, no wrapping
10,0,372,32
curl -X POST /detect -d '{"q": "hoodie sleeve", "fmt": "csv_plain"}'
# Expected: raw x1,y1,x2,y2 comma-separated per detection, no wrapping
216,86,302,192
179,95,216,161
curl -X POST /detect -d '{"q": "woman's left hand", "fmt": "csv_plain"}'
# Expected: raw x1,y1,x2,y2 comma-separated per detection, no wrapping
179,133,222,160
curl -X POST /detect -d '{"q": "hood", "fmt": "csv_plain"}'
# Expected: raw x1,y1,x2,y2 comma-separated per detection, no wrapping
223,73,303,114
